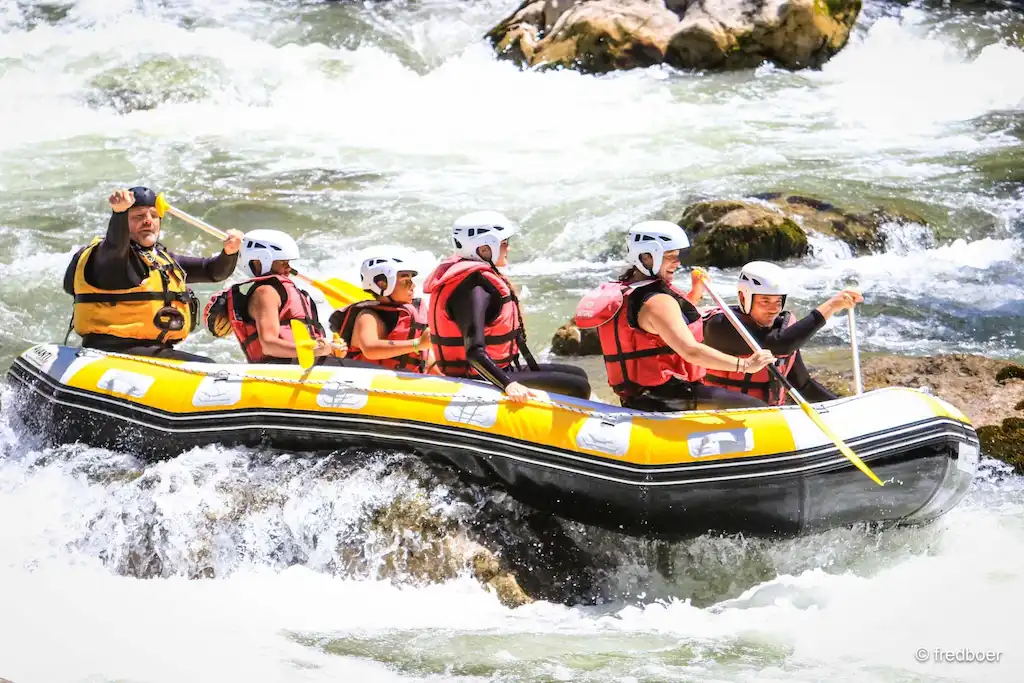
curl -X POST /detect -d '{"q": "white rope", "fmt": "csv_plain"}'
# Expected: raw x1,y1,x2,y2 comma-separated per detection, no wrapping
72,348,709,420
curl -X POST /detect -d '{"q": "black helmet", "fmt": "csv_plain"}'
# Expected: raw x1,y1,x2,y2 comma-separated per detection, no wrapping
127,186,158,208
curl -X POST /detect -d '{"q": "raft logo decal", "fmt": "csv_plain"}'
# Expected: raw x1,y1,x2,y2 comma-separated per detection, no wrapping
687,428,754,458
24,344,58,373
576,414,632,457
316,369,376,410
96,369,155,399
444,383,500,428
957,442,979,474
192,374,244,408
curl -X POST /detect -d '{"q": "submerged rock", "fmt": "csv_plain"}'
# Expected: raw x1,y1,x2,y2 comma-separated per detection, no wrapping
487,0,862,74
471,551,533,608
367,494,533,606
84,56,216,114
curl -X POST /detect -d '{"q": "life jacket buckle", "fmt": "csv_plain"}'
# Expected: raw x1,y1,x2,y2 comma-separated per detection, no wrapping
154,306,186,332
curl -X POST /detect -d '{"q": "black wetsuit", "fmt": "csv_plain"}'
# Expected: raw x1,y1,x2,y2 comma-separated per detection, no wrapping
63,210,238,362
702,305,838,403
445,273,592,400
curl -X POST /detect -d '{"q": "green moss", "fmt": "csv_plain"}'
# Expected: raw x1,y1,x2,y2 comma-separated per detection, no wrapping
978,419,1024,474
815,0,858,17
812,0,861,22
685,218,809,268
995,364,1024,383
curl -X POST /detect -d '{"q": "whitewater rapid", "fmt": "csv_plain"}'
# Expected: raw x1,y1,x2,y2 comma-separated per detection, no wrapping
1,0,1023,681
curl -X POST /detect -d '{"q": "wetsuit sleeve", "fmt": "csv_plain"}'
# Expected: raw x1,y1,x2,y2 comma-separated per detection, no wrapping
448,280,514,390
761,311,827,355
170,250,239,284
82,211,147,290
787,352,838,402
703,309,826,356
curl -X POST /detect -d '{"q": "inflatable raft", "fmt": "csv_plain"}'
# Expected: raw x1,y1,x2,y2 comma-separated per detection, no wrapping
5,343,980,539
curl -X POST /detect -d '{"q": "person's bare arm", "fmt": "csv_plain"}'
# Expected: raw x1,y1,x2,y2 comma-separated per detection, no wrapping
351,311,429,360
249,286,330,359
638,293,774,374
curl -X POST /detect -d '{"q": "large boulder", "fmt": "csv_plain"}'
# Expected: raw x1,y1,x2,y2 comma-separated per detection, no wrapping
753,193,929,253
487,0,862,74
678,195,931,268
679,200,809,268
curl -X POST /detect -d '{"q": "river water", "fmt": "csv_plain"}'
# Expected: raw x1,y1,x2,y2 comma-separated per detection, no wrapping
0,1,1022,681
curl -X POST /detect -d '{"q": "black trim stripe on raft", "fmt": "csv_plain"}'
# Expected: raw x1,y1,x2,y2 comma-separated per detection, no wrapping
8,368,973,488
8,360,977,486
9,357,978,465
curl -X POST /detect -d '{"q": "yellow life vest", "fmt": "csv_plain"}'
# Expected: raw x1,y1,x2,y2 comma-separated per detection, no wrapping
70,238,197,344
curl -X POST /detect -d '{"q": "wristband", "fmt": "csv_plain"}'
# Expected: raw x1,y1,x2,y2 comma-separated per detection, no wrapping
412,338,420,351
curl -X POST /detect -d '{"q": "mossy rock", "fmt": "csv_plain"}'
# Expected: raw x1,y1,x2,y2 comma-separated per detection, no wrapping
753,193,930,253
996,364,1024,383
977,417,1024,473
472,551,533,608
551,321,602,357
679,200,809,268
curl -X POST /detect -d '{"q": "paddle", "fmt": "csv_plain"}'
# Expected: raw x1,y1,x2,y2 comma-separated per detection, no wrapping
289,319,317,370
696,271,884,487
152,193,372,309
849,308,863,394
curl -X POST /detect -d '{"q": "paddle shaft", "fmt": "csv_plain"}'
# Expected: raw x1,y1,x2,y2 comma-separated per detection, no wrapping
160,200,339,298
701,279,883,486
849,308,863,394
164,204,228,240
701,283,806,404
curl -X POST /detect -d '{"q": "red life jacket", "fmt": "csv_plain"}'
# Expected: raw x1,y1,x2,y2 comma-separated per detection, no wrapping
422,256,524,378
703,308,798,405
330,298,429,373
219,275,325,363
575,279,706,398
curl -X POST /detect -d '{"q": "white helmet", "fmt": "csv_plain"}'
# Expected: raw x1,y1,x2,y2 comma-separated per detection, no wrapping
242,229,301,277
737,261,788,314
361,256,416,298
626,220,690,277
451,210,518,263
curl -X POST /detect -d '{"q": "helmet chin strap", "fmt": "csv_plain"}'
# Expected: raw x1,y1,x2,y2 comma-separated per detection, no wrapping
638,253,658,278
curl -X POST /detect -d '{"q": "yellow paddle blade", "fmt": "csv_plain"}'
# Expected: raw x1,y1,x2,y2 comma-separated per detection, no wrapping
291,273,371,309
154,192,170,218
324,277,373,307
800,402,884,486
290,320,316,370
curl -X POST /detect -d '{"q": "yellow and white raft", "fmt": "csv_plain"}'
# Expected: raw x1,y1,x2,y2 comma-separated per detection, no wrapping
6,343,980,539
